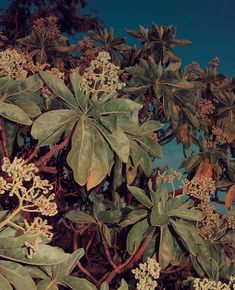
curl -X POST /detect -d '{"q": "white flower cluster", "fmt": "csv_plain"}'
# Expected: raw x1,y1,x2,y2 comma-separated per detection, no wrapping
193,277,235,290
0,157,57,216
81,51,126,101
182,177,215,202
0,48,30,79
132,257,161,290
24,217,53,240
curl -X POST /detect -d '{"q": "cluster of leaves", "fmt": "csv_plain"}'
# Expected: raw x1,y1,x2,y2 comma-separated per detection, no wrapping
0,0,100,42
0,11,234,290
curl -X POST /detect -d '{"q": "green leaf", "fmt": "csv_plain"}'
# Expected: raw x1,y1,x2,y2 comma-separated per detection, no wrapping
24,266,49,279
130,140,142,166
70,69,88,112
150,203,169,226
159,226,174,269
67,119,94,186
0,101,32,125
197,256,219,281
31,109,78,146
65,210,97,224
113,157,123,190
63,276,97,290
0,241,69,265
117,279,129,290
0,272,13,290
99,99,142,116
54,249,85,280
183,108,200,129
39,71,78,109
127,185,153,208
169,209,204,221
100,281,109,290
4,75,43,99
126,218,153,254
103,127,130,163
99,208,122,224
134,135,162,158
168,201,204,221
11,98,41,118
181,155,202,172
0,260,36,290
140,120,162,134
170,220,198,256
37,280,58,290
4,120,17,154
120,209,148,228
86,126,112,190
139,148,153,177
102,224,112,246
191,256,204,277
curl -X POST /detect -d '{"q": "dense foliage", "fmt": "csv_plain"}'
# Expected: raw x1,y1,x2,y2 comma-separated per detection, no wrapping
0,14,234,290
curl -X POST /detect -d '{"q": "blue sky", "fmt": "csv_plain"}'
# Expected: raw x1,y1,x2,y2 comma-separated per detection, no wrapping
90,0,235,77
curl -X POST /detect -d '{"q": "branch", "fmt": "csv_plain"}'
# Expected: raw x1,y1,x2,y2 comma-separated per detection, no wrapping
0,118,9,159
73,230,98,284
159,133,176,145
24,146,39,164
98,229,156,285
99,225,118,270
35,133,72,168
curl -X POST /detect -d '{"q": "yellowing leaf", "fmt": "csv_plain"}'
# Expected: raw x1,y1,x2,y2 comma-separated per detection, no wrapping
195,158,213,178
225,184,235,210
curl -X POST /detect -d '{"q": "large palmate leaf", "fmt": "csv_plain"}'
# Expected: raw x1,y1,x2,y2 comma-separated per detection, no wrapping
126,22,191,64
88,26,131,66
125,58,198,129
32,70,161,188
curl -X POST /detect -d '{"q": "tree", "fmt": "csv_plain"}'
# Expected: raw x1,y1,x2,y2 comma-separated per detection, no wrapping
0,12,234,290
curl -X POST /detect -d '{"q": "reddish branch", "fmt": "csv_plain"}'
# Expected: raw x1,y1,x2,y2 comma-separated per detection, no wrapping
0,118,9,159
24,145,39,163
98,229,156,286
99,225,118,270
160,261,191,275
73,230,98,284
159,133,176,145
35,133,72,169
